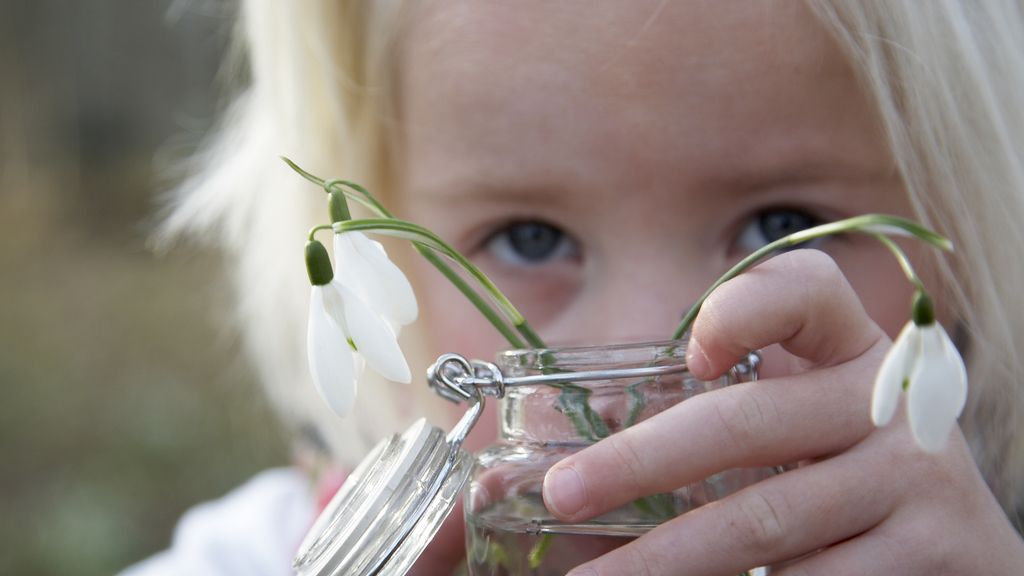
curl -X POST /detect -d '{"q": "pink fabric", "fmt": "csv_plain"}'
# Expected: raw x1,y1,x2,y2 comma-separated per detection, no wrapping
314,468,348,514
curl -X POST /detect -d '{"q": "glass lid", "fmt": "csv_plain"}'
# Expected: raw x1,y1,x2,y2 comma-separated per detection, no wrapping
292,414,477,576
292,355,487,576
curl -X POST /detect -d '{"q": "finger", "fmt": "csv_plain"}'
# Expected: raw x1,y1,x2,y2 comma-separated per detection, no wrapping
686,249,885,380
772,427,1024,576
544,343,887,521
770,532,909,576
566,443,897,576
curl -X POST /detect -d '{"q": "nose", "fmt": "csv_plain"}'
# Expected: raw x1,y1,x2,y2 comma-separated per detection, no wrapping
554,249,709,346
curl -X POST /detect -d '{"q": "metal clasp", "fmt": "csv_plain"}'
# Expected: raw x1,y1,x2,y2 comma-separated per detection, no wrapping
728,350,761,383
428,351,758,404
427,354,505,403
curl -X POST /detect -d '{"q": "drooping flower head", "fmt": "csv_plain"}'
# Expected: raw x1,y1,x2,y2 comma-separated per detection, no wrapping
303,190,416,417
871,291,968,452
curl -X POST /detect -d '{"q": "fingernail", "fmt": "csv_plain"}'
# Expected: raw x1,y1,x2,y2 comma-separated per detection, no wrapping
544,465,585,518
687,337,709,377
567,568,597,576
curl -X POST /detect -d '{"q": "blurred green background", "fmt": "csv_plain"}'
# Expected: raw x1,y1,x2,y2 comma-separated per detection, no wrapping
0,2,290,574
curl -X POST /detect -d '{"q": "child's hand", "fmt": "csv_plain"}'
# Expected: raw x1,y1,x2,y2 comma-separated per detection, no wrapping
543,250,1024,575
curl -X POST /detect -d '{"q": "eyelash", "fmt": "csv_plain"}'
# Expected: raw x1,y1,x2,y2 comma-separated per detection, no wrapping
482,220,579,268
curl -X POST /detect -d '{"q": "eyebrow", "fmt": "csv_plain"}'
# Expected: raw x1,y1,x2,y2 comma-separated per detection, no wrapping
410,148,899,209
412,179,579,210
701,154,901,200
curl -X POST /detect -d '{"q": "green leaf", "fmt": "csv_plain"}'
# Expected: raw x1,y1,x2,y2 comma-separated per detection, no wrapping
527,533,553,569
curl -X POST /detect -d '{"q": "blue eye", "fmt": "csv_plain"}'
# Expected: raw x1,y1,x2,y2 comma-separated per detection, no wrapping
736,209,822,252
485,221,578,267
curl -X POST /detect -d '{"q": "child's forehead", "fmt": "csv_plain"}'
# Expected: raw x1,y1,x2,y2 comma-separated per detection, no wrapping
405,0,839,82
400,0,888,203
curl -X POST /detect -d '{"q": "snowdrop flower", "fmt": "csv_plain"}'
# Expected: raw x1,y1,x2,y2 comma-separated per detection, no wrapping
871,292,967,453
305,239,411,417
333,231,418,332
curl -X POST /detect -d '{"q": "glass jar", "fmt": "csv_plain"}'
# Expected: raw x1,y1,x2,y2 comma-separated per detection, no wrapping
464,340,774,575
293,339,773,576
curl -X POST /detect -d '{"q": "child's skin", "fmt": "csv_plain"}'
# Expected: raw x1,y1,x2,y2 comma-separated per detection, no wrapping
392,0,1024,573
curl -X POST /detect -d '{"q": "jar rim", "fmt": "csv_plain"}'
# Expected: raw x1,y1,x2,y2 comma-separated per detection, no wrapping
497,337,690,372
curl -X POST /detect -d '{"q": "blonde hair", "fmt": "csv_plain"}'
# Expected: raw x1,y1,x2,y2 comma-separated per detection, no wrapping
160,0,426,465
164,0,1024,515
808,0,1024,518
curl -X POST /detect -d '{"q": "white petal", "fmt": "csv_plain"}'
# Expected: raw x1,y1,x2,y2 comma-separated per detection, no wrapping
307,287,357,416
352,353,366,380
320,281,350,335
332,233,374,302
938,325,969,416
335,282,412,384
871,322,917,426
357,236,418,325
334,232,418,327
906,325,964,453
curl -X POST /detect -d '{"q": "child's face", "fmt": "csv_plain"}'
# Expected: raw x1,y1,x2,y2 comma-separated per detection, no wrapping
396,0,920,368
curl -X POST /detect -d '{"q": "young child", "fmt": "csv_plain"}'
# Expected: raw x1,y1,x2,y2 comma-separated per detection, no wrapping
131,1,1024,574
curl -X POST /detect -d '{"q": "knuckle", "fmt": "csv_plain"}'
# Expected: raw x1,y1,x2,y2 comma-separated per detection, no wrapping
781,250,847,300
693,291,727,342
730,490,788,552
606,434,648,492
780,248,842,283
622,543,663,576
713,387,779,452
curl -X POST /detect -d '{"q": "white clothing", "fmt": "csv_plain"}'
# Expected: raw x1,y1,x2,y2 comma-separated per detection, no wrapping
120,468,315,576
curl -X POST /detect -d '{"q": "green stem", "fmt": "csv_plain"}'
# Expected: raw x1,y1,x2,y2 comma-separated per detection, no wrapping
527,533,553,570
327,181,543,348
515,321,544,351
871,233,926,292
422,248,526,349
280,156,324,187
284,157,539,349
335,218,545,347
307,224,333,242
671,214,952,340
325,179,388,215
338,190,527,347
282,157,394,221
309,209,523,346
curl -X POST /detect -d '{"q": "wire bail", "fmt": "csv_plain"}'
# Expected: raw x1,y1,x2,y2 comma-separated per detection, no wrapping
427,350,763,405
427,353,505,403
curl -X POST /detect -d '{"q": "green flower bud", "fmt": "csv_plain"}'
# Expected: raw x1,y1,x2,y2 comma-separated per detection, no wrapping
911,290,935,326
305,240,334,286
328,190,351,223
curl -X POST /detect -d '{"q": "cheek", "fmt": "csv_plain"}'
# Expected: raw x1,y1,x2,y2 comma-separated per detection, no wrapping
841,247,917,339
852,275,915,338
410,259,514,362
831,190,923,339
407,259,505,448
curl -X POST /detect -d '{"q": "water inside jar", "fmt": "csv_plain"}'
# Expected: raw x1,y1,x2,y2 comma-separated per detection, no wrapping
466,494,633,576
